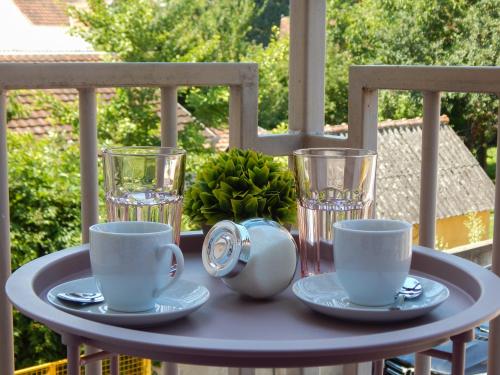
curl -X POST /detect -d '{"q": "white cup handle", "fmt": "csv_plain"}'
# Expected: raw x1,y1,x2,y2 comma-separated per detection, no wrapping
154,244,184,298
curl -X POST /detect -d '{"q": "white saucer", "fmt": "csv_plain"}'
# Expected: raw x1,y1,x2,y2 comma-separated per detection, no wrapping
47,277,210,327
292,273,449,322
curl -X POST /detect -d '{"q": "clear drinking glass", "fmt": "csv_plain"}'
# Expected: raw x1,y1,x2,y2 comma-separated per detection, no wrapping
103,146,186,244
293,148,377,277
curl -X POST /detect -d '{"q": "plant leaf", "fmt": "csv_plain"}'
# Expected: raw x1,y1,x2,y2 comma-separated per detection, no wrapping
244,196,258,216
200,192,216,206
213,189,231,211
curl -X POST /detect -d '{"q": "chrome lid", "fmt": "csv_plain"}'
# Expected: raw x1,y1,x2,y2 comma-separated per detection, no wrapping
202,220,251,278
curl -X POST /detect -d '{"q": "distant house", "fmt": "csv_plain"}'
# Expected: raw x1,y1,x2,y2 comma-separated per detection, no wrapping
211,117,494,249
2,53,198,137
0,0,92,53
1,0,209,139
324,116,495,248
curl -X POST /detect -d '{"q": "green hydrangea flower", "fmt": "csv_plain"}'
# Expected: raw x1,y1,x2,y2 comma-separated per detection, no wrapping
184,149,296,226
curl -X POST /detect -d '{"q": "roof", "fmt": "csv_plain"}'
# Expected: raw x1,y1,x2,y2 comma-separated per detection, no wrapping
0,0,92,53
0,53,104,63
210,126,270,151
209,116,494,223
325,116,495,223
13,0,69,26
4,54,196,136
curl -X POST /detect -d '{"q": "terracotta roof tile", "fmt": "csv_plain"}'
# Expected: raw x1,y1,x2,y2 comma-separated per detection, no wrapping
325,117,494,223
0,53,104,63
5,54,197,137
13,0,69,26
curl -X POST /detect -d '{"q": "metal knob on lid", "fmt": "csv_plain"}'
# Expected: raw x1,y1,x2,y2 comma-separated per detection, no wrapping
202,218,298,299
202,220,251,278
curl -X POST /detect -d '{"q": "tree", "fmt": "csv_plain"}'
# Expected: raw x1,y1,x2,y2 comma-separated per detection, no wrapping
324,0,499,167
244,27,290,129
70,0,263,128
247,0,289,46
8,132,81,368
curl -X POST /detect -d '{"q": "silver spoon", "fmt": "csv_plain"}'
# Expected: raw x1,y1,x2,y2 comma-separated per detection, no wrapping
57,292,104,305
57,265,178,305
390,277,423,310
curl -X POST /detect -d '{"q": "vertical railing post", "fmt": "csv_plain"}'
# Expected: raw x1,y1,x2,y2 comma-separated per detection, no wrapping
347,72,379,150
78,88,101,375
488,97,500,375
415,91,441,375
229,86,243,148
288,0,326,136
0,90,14,375
229,83,259,149
78,88,99,240
160,86,179,375
161,86,178,147
418,91,441,247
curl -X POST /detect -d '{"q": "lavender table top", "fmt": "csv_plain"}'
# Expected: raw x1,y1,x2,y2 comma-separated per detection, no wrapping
6,232,500,367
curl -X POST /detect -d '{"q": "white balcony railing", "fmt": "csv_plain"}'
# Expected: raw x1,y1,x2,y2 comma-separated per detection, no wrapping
347,65,500,375
1,62,500,375
0,61,352,375
0,62,264,375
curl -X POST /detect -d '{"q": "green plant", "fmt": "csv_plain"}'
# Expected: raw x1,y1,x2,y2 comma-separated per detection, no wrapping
184,148,296,227
8,132,82,368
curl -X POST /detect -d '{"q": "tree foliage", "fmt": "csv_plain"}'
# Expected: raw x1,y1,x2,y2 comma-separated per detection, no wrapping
68,0,499,164
244,27,289,129
70,0,262,129
324,0,499,166
8,132,81,368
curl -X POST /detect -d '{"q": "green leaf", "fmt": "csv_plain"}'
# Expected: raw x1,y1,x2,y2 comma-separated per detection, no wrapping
212,189,231,211
252,165,269,186
225,159,236,175
226,176,248,190
200,192,216,206
220,181,233,193
244,196,258,216
230,199,245,218
246,156,257,171
257,198,267,214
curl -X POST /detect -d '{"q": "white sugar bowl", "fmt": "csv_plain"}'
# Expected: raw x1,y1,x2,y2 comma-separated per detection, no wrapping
202,218,298,298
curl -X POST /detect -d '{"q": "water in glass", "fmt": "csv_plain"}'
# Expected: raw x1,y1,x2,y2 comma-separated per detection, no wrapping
297,195,373,277
106,192,183,244
293,148,377,277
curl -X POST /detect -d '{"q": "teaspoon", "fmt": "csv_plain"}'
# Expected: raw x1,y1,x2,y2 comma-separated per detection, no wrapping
57,292,104,305
390,277,423,310
57,265,178,305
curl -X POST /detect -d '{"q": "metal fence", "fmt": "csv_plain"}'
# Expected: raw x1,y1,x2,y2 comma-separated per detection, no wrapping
14,356,151,375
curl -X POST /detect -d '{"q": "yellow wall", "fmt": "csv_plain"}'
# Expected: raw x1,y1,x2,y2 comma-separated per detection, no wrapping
412,210,490,249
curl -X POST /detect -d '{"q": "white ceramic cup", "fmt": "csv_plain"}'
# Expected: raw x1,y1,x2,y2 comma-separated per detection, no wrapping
89,221,184,312
333,219,412,306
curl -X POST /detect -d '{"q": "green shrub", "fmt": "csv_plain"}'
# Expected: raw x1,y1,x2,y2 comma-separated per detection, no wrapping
8,132,81,368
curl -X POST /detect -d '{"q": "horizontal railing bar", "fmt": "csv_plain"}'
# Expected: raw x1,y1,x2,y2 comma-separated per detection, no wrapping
305,134,350,148
249,134,304,156
350,65,500,93
79,350,114,366
0,63,258,89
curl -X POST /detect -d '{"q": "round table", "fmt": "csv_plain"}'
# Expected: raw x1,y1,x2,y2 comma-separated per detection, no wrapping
6,232,500,375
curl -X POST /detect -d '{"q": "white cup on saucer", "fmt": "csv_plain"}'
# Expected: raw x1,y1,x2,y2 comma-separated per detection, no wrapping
89,221,184,312
333,219,412,306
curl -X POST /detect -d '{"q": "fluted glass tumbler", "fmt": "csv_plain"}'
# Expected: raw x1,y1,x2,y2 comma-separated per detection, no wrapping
293,148,377,277
103,146,186,244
